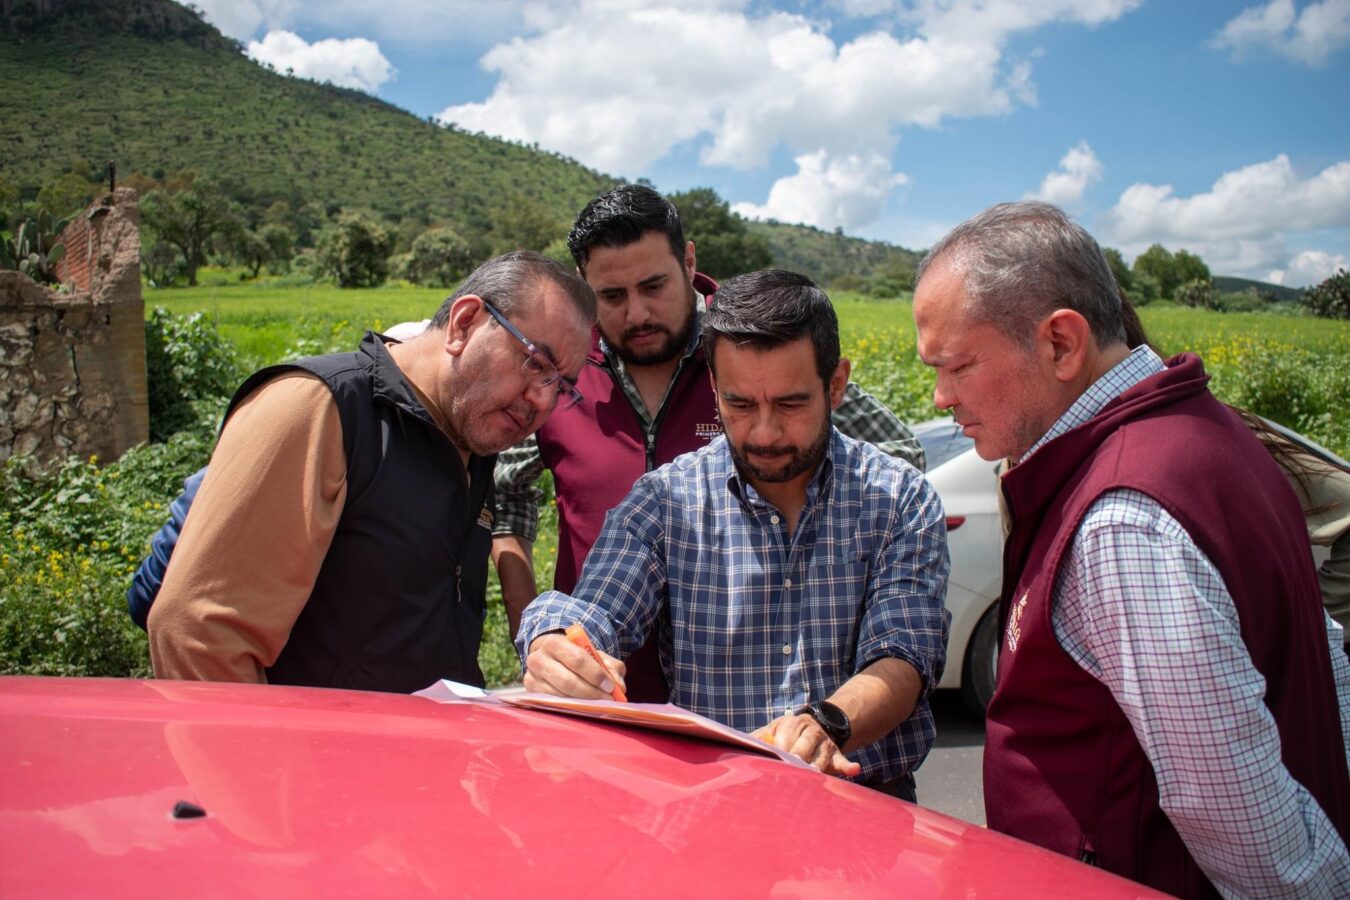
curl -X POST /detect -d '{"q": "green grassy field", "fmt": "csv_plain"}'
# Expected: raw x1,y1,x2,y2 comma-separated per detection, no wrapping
7,278,1344,687
153,277,1350,458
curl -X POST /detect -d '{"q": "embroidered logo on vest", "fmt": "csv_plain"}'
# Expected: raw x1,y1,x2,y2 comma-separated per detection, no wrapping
477,506,494,531
694,422,722,442
1005,592,1029,652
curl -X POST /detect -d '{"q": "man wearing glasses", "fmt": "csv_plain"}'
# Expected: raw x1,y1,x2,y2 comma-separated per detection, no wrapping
148,252,595,692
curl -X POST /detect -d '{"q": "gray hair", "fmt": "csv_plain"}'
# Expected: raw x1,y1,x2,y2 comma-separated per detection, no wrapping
916,201,1125,349
429,250,596,328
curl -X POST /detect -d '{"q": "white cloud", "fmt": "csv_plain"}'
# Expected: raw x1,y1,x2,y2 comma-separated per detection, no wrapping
821,0,897,16
246,31,395,93
1212,0,1350,66
1102,155,1350,242
1269,250,1348,285
440,0,1140,231
1025,140,1102,207
903,0,1142,43
191,0,281,40
732,151,909,230
1099,154,1350,285
192,0,534,44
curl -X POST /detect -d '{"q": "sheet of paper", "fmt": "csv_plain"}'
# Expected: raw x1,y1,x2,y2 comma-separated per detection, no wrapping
413,679,490,701
414,680,808,768
495,692,810,768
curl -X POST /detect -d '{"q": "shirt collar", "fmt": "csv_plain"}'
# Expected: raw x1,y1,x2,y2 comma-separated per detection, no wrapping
1020,344,1165,463
723,427,841,510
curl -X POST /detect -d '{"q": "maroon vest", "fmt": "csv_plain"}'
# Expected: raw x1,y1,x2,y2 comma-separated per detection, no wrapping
986,353,1350,898
535,274,721,701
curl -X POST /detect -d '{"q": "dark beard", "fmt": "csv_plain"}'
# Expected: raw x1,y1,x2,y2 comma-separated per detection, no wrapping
611,307,697,367
728,415,831,485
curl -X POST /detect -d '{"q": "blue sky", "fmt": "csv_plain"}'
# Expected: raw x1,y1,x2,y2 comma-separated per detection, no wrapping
194,1,1349,286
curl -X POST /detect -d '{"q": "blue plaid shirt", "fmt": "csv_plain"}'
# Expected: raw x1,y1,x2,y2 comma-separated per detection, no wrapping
517,429,950,783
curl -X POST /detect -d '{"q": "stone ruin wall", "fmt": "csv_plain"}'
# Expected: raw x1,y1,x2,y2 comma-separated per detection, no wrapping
1,187,148,471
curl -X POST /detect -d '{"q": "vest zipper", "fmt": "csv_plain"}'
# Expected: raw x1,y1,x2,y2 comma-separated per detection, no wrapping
602,337,698,473
642,357,693,471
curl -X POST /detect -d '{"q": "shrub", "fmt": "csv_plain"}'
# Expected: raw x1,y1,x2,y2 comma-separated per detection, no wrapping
1220,342,1350,456
1302,269,1350,320
1215,289,1271,314
1127,270,1161,307
314,211,392,288
405,226,478,288
144,307,244,442
0,209,71,285
0,432,213,677
1174,278,1219,310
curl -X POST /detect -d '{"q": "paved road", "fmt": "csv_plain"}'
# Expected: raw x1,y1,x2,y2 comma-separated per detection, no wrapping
915,690,986,826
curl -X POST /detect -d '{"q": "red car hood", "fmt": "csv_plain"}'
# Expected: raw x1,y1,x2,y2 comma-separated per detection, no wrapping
0,677,1163,897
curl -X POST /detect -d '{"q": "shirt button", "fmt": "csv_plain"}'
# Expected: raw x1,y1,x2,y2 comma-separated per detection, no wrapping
782,644,792,656
783,578,793,588
770,514,780,525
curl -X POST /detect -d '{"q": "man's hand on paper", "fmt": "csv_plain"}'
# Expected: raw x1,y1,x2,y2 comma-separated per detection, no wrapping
753,714,862,778
524,632,628,700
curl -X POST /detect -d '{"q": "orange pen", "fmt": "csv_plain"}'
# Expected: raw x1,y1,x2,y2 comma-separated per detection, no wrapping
565,623,627,702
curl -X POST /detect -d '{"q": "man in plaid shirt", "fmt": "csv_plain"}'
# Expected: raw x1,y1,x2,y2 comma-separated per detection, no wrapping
518,270,949,800
493,186,923,704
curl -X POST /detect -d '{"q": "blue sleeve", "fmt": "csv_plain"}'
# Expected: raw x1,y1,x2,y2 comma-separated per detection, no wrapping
515,476,669,663
127,467,206,630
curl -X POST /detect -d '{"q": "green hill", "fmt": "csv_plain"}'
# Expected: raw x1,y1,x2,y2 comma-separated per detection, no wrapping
749,220,923,291
1,0,923,284
1212,276,1304,303
0,0,612,237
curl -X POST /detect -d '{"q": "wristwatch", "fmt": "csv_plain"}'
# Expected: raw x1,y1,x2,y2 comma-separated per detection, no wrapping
795,700,851,749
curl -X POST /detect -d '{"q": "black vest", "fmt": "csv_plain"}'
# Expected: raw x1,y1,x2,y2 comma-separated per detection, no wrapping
224,332,496,693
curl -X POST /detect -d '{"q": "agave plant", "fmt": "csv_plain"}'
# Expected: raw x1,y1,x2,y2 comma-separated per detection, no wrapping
0,209,72,285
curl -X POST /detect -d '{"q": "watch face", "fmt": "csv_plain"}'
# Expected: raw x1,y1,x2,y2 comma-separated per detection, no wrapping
816,702,848,732
808,702,849,746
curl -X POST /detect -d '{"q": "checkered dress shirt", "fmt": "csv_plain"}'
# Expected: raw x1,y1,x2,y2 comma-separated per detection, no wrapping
517,429,950,784
492,300,925,542
1028,345,1350,898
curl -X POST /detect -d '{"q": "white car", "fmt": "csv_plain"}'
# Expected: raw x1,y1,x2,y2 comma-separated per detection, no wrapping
914,419,1003,714
917,416,1343,716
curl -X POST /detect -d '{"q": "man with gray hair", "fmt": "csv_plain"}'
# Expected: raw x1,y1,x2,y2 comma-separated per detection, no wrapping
913,201,1350,897
150,251,595,693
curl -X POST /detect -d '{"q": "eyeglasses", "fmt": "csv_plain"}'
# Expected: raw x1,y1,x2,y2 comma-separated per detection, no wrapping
482,301,584,411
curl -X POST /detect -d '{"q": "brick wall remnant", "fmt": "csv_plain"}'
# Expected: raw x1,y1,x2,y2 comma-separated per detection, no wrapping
1,188,148,471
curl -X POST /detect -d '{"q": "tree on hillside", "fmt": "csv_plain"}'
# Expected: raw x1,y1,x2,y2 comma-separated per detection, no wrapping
141,177,243,286
36,172,100,219
315,210,392,287
263,200,324,248
669,187,771,279
140,235,183,287
1301,269,1350,320
863,256,917,298
1131,244,1211,301
489,193,566,254
1102,247,1132,292
1172,249,1210,288
405,226,480,288
230,223,293,278
1132,244,1179,299
0,175,18,228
